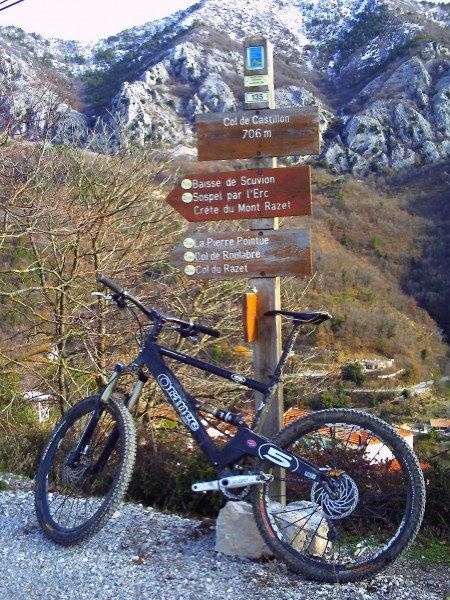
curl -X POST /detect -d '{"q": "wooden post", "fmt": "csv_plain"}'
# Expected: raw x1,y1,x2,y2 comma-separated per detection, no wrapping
244,37,283,439
250,264,283,438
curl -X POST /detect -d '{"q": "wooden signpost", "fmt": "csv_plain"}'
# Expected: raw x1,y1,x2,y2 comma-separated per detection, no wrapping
166,35,320,450
196,107,320,161
170,230,312,279
165,166,311,222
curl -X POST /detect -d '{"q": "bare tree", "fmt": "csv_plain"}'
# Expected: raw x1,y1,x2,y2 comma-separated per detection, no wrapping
0,79,256,434
0,125,180,413
0,132,249,427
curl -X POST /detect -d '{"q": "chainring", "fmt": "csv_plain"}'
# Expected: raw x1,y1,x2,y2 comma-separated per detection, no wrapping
218,468,252,501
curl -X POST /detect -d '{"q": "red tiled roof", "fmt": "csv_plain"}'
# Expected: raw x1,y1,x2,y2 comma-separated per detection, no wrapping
430,418,450,428
388,459,430,471
283,407,413,446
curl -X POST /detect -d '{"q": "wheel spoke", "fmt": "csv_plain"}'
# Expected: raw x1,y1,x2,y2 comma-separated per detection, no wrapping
35,396,136,544
252,409,425,583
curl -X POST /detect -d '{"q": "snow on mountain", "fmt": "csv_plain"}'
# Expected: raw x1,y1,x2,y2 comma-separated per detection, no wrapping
1,0,449,174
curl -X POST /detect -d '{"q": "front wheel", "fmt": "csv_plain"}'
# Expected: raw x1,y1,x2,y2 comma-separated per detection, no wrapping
35,395,136,545
251,409,426,583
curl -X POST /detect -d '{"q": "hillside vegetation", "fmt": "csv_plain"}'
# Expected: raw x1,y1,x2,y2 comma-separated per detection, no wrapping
0,119,449,535
0,134,448,413
282,165,450,377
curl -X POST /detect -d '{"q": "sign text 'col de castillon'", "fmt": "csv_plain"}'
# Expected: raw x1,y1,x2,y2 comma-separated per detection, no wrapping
196,107,320,161
165,166,311,222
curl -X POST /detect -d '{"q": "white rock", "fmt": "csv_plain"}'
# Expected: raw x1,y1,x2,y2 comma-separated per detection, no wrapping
214,501,271,559
270,501,329,556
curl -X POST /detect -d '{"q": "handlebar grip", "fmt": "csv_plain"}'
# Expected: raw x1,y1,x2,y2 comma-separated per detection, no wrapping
96,274,219,334
96,274,125,295
196,323,221,338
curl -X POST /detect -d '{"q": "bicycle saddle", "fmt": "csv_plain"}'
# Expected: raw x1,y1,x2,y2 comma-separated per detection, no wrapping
265,310,331,324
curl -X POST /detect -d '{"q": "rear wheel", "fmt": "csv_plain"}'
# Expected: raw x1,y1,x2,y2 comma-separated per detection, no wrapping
252,409,425,583
35,395,136,545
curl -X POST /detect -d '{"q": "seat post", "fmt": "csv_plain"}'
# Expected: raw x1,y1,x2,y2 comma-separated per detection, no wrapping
268,319,303,389
253,319,302,434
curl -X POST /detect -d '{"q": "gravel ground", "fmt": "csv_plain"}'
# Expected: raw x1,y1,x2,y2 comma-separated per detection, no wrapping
0,473,448,600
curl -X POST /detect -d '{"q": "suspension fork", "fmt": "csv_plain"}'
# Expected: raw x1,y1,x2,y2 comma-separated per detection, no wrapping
92,362,150,474
67,362,144,470
90,362,148,475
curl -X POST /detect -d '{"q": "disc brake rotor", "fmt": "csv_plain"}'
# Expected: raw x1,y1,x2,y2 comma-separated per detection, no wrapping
61,462,89,488
311,473,359,519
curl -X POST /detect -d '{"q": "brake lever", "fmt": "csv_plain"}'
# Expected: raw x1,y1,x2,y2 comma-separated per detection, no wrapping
178,322,199,345
91,291,126,308
111,292,127,309
91,292,112,301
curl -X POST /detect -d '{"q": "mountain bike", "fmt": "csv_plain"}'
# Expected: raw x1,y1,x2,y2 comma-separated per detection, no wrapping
35,274,426,584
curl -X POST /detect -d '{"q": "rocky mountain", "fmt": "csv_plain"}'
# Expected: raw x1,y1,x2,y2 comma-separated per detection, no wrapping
1,0,450,174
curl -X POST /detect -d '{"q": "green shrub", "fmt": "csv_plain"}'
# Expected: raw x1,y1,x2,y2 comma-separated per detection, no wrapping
341,362,367,386
0,427,48,478
127,429,224,517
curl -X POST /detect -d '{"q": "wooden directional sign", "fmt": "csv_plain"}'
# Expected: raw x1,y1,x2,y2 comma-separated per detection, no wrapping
165,166,311,222
196,107,320,161
170,229,312,279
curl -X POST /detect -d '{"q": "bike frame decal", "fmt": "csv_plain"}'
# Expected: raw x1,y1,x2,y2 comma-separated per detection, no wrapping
216,427,320,479
141,343,220,465
258,444,300,470
157,374,199,431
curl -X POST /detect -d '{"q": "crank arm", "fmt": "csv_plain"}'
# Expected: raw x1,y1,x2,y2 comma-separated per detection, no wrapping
192,473,273,493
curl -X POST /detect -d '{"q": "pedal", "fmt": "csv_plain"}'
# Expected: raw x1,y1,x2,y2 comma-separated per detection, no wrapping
192,473,273,493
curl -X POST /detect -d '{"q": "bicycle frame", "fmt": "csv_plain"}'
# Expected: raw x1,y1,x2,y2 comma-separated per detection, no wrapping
98,317,323,484
36,276,425,582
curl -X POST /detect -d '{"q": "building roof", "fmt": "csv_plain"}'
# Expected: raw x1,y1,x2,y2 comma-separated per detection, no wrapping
284,407,413,446
429,418,450,428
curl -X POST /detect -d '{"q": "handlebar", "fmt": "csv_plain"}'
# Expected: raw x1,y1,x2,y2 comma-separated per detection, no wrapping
96,274,221,339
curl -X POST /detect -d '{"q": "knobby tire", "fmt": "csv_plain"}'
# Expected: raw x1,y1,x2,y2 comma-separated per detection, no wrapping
251,409,426,583
35,395,136,545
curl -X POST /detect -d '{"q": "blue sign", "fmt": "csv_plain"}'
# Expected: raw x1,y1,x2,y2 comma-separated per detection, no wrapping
246,46,265,71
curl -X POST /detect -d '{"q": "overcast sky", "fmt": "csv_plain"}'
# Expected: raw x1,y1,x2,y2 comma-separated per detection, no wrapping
1,0,449,44
0,0,196,43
